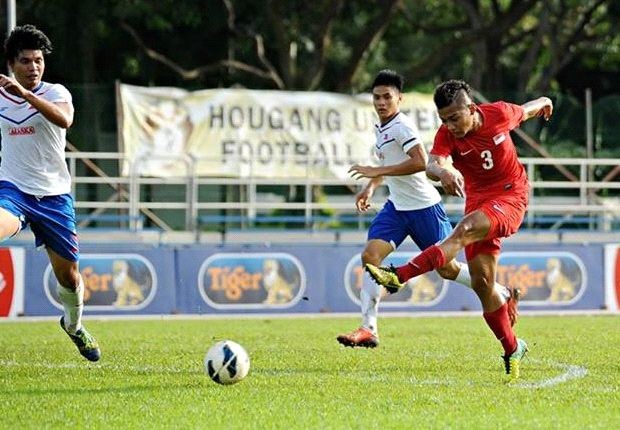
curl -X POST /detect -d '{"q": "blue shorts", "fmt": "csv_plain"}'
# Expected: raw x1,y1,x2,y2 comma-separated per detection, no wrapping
368,200,452,250
0,181,79,262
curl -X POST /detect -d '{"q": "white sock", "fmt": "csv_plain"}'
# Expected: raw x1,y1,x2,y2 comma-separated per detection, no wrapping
57,277,84,334
360,277,382,334
454,262,510,301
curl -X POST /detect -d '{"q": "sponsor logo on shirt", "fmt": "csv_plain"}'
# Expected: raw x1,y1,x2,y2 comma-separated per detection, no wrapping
493,133,506,145
8,126,35,136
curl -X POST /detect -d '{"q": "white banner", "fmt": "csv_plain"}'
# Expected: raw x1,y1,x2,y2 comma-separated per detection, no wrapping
118,84,440,178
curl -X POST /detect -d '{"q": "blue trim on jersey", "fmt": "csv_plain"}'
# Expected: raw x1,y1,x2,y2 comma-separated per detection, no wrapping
377,113,399,129
0,110,40,125
0,85,43,124
367,200,452,250
0,89,26,104
0,181,79,262
401,137,417,148
376,138,395,149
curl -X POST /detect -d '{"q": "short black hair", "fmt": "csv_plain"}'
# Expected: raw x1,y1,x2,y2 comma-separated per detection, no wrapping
433,79,472,109
372,69,404,92
4,24,52,62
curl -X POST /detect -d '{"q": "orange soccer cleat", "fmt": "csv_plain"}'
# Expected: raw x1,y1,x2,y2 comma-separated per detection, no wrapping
336,326,379,348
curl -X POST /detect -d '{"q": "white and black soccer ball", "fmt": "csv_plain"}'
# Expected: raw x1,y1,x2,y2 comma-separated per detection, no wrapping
204,340,250,385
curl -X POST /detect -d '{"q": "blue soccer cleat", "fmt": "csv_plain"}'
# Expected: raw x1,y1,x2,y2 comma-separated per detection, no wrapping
60,316,101,362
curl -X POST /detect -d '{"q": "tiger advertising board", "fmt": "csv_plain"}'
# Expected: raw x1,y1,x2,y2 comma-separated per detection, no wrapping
23,248,177,316
43,254,158,311
344,252,449,308
497,251,588,306
197,252,307,310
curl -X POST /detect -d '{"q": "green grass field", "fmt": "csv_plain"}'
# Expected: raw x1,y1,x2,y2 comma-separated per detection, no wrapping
1,314,618,429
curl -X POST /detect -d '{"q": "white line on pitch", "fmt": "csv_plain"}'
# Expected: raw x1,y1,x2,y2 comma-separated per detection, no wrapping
1,357,588,389
516,358,588,389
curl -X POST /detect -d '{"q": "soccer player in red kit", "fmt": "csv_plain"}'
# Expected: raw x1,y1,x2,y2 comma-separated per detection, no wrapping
366,79,553,381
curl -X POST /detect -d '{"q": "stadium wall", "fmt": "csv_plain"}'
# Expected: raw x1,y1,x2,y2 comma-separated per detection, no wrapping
2,242,619,317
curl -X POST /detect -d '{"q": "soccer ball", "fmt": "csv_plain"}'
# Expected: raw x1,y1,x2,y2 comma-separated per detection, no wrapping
204,340,250,385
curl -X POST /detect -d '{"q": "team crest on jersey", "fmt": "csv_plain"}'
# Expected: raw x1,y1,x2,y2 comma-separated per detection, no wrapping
493,133,506,145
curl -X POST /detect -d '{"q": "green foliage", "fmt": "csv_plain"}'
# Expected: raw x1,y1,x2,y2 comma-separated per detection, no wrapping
2,0,619,155
2,0,618,95
1,316,619,428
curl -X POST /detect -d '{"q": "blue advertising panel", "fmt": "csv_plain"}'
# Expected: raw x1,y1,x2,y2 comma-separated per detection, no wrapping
18,242,607,316
176,246,325,314
24,247,177,316
497,244,604,310
339,244,605,312
338,250,481,312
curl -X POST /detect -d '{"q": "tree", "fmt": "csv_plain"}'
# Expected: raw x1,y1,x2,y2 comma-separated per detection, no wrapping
116,0,402,91
4,0,618,95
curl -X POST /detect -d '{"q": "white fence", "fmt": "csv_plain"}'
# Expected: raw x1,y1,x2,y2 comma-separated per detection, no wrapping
64,152,620,232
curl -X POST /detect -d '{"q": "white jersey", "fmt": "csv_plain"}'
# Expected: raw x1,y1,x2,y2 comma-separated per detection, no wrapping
0,82,72,196
374,111,441,210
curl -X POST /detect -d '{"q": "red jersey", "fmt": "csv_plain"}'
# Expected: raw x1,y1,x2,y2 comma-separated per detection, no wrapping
431,101,528,197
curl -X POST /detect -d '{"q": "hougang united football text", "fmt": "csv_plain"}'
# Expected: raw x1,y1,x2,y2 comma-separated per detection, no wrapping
204,104,440,165
205,104,439,132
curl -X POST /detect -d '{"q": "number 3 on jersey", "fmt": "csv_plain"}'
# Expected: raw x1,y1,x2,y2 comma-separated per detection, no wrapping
481,150,494,170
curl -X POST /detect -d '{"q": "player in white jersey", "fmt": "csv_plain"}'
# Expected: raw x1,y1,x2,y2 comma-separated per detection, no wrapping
337,70,518,348
0,25,100,361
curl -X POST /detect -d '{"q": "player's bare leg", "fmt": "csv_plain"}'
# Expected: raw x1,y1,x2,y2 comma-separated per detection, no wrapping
0,208,21,241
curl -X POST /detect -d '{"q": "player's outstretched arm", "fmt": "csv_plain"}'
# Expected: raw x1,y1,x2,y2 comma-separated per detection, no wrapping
349,144,428,179
0,73,73,128
427,154,465,197
521,96,553,122
354,177,382,212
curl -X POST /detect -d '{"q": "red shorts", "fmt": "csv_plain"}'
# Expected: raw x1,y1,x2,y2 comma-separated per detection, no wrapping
463,190,528,261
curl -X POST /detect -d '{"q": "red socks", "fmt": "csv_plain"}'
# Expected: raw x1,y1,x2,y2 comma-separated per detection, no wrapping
483,303,517,355
396,244,446,282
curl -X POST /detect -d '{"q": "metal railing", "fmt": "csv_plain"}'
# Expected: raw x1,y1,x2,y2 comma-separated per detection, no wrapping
63,152,620,232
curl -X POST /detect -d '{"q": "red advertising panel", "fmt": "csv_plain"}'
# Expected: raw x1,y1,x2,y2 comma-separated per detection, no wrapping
0,248,25,317
604,244,620,311
616,248,620,310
